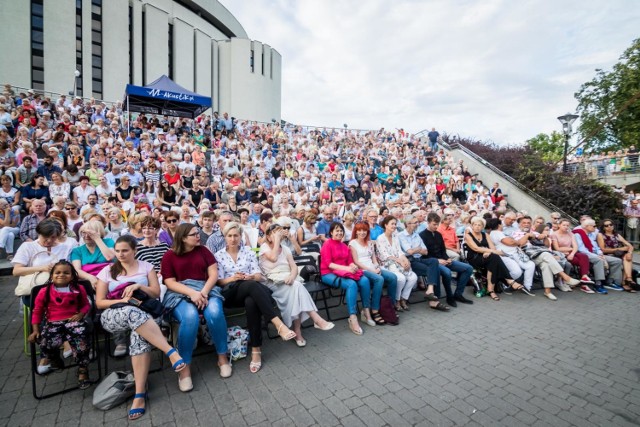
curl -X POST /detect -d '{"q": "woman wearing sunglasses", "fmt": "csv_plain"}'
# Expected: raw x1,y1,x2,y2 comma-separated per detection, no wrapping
597,219,637,292
159,211,180,247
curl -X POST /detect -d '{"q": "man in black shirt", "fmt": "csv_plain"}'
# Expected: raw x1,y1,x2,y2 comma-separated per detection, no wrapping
419,212,474,307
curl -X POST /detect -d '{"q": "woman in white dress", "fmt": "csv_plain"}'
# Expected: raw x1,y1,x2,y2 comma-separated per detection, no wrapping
259,223,334,347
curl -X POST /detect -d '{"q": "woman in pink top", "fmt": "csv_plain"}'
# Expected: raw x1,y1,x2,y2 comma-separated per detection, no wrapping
551,219,593,286
320,222,371,336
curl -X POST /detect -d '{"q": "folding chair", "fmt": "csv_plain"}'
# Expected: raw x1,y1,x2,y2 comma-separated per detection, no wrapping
29,283,102,400
295,254,350,322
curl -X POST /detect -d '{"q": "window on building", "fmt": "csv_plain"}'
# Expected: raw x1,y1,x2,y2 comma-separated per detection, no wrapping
91,0,103,98
75,0,83,96
128,5,133,84
31,0,44,90
261,49,264,75
250,49,254,73
168,23,174,80
141,10,146,84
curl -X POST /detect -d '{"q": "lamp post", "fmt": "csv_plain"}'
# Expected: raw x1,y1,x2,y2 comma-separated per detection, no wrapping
73,70,81,98
557,112,579,173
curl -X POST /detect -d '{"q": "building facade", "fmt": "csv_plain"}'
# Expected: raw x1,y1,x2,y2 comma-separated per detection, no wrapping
0,0,281,122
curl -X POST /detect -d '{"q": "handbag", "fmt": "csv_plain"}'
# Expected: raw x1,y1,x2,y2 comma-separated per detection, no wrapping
227,326,249,361
92,371,136,410
15,272,49,297
126,290,163,318
332,268,363,281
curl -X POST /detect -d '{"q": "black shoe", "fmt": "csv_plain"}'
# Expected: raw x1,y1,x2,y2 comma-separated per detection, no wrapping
446,297,457,307
454,295,474,304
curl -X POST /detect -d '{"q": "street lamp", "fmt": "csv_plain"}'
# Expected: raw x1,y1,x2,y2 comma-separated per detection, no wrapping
343,123,348,132
557,112,579,173
73,70,81,98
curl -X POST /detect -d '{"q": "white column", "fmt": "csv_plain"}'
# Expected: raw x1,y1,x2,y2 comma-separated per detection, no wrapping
172,18,194,90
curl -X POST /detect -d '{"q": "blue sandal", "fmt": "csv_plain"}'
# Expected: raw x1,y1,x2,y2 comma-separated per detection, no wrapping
166,348,186,372
128,393,147,420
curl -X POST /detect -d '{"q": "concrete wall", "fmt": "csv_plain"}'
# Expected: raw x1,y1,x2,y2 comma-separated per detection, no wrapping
43,0,76,96
102,0,130,100
143,4,168,85
0,1,30,89
194,29,212,95
217,38,282,122
172,18,194,91
446,147,558,218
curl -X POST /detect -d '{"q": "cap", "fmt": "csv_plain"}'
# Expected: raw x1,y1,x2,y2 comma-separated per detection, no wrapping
443,208,455,215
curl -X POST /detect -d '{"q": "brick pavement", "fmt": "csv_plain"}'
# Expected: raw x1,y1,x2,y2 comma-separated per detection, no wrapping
1,275,639,427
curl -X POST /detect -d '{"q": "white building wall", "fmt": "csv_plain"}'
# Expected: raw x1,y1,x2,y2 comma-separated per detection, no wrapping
143,5,168,84
102,0,130,101
132,0,143,85
172,18,194,91
218,38,281,122
43,0,76,96
217,40,232,114
0,1,30,89
195,30,212,96
0,0,280,123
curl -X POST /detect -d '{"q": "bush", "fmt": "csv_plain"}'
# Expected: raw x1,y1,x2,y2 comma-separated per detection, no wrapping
444,135,623,221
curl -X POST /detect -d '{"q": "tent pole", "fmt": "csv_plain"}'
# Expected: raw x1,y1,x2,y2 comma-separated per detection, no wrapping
127,96,130,134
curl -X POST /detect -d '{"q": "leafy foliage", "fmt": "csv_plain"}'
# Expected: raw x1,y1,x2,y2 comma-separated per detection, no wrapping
575,38,640,152
445,135,623,221
526,131,566,163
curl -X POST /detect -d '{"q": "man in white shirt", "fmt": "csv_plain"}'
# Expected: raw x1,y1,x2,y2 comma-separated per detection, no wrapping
73,176,96,206
79,193,103,215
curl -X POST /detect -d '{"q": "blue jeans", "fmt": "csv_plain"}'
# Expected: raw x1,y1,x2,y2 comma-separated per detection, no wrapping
363,269,398,308
171,297,228,364
321,273,371,315
438,260,474,297
408,257,440,287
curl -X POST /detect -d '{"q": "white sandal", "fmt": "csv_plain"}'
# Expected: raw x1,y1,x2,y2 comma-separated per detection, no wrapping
249,351,262,373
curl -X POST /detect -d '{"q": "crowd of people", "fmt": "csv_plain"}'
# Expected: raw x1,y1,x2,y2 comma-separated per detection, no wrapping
4,86,638,420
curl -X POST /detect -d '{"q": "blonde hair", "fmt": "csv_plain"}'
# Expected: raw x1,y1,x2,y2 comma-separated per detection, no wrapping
80,219,107,237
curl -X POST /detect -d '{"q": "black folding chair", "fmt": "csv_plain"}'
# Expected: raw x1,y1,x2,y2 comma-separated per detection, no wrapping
29,283,102,400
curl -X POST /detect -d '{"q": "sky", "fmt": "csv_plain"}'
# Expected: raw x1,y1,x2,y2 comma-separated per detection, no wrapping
220,0,640,145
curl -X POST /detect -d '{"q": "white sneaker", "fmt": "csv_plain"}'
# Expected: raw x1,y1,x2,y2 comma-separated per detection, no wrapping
114,344,127,357
555,279,571,292
37,363,52,375
545,292,558,301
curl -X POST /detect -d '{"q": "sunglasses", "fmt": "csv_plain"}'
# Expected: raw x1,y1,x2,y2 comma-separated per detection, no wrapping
603,223,613,227
166,219,178,223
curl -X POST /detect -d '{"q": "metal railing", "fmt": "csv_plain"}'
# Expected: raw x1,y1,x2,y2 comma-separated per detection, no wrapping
564,154,640,178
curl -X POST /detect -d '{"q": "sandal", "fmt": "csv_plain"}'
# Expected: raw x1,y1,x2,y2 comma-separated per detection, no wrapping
371,311,386,325
77,367,91,390
166,348,186,372
400,300,410,311
429,302,450,312
128,393,147,420
250,351,262,373
394,303,404,312
424,292,439,302
348,317,363,335
623,281,637,293
488,291,500,301
276,323,296,341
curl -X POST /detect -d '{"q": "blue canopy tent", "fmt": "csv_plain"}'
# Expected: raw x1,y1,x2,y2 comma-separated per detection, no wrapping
123,75,212,131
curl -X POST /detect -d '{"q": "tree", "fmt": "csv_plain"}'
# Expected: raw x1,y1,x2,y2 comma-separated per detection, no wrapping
575,38,640,152
526,131,566,162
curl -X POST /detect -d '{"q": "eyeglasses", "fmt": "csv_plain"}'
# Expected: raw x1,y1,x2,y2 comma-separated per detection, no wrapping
603,223,613,227
186,232,200,237
166,219,178,223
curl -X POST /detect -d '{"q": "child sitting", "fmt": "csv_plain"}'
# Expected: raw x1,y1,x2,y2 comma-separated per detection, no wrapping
28,260,92,389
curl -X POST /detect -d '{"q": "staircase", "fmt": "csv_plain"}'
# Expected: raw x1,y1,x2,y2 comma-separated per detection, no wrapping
414,130,576,222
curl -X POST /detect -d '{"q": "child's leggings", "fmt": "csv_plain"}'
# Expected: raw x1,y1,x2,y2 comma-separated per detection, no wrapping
39,319,91,367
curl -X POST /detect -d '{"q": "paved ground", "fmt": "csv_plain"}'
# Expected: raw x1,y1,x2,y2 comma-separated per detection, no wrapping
1,275,639,427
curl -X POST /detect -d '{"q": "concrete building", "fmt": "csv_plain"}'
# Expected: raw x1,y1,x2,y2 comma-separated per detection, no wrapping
0,0,281,122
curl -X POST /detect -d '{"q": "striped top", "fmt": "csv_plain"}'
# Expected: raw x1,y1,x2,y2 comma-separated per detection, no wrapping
135,242,169,272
